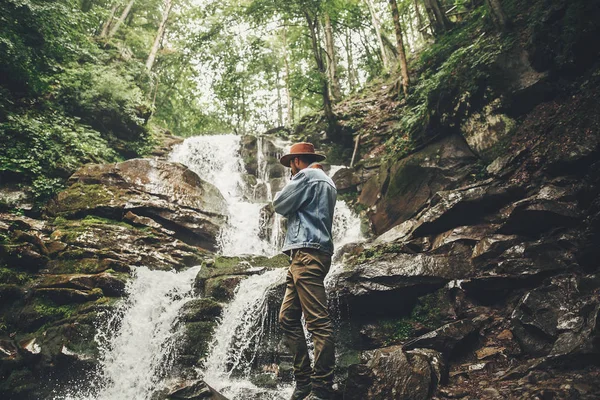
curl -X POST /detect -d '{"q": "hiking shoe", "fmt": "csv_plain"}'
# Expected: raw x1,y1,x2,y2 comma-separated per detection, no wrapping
290,382,312,400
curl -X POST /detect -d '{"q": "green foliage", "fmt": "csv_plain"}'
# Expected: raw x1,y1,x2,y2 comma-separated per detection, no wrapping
58,63,152,151
404,26,514,141
0,113,118,202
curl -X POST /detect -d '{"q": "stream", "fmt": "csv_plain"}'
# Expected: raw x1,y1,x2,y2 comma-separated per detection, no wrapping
57,134,363,400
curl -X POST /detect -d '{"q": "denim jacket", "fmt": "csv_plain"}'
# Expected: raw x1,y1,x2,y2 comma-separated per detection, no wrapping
273,167,337,255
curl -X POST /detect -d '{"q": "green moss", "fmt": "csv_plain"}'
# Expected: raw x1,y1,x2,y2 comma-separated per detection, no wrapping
52,183,114,214
374,292,446,343
182,321,218,359
354,243,404,265
33,299,77,320
0,267,31,285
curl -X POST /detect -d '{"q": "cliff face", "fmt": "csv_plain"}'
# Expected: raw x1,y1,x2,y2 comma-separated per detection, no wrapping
317,1,600,398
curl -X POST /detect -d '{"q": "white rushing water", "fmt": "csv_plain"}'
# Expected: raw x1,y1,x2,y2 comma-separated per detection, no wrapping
170,135,280,256
202,269,290,399
58,266,201,400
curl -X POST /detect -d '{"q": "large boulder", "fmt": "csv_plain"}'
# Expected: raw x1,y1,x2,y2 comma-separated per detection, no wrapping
333,242,473,316
344,346,445,400
47,159,227,251
511,275,600,360
358,135,478,235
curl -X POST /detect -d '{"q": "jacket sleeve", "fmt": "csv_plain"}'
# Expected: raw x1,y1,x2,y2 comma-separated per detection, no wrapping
273,171,311,216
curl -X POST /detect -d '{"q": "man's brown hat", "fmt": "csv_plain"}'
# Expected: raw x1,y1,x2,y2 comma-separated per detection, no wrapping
279,142,326,167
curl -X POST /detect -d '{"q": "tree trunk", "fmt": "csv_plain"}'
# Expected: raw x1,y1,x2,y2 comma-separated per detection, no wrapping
345,26,357,92
389,0,410,97
276,67,283,127
146,0,173,71
323,12,343,103
364,0,390,71
305,11,337,139
413,0,425,34
281,27,293,126
107,0,135,39
485,0,509,30
99,3,119,38
422,0,451,35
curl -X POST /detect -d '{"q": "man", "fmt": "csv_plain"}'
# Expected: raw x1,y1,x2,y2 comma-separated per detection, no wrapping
273,142,337,400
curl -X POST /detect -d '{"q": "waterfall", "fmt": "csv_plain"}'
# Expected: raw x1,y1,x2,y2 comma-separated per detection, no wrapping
202,269,289,399
169,135,280,256
57,266,201,400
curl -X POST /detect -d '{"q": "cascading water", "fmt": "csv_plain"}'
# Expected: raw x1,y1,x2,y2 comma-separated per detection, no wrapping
57,266,201,400
169,135,279,256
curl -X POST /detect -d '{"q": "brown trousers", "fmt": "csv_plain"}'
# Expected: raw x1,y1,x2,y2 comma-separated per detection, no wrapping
279,248,335,392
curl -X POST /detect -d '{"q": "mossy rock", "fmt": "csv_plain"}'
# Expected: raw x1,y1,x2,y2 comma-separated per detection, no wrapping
180,298,223,322
0,368,37,400
250,372,278,389
195,254,288,294
181,321,218,361
47,183,120,218
205,275,244,301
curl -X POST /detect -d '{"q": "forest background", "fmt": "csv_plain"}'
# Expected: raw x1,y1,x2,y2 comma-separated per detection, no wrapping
0,0,596,207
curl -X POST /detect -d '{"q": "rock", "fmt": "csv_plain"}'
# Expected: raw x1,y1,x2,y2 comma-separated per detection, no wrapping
411,183,525,238
332,167,360,193
239,135,258,175
344,346,445,400
499,185,580,236
150,130,185,159
35,272,127,297
333,242,473,316
403,315,489,357
194,255,287,295
47,159,227,251
460,98,517,161
205,275,247,301
0,185,34,211
167,379,228,400
511,275,600,359
34,287,103,305
481,387,502,398
180,298,223,322
358,135,478,235
49,217,208,271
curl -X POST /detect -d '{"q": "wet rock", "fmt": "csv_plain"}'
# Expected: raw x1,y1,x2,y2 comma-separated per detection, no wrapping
403,315,490,357
180,298,223,323
511,275,600,360
47,159,227,251
194,255,287,295
150,130,185,159
358,135,478,235
34,287,103,305
35,272,127,297
334,242,473,316
167,379,228,400
499,185,580,236
344,346,444,400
